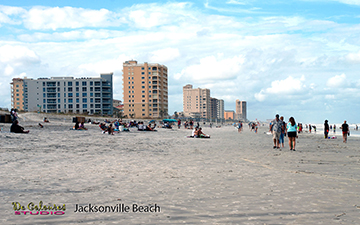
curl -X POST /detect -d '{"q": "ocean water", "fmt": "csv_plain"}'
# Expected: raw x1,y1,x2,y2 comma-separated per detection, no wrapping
301,123,360,137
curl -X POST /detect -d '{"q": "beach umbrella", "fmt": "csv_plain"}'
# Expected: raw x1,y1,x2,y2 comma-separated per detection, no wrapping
149,120,155,123
163,119,177,123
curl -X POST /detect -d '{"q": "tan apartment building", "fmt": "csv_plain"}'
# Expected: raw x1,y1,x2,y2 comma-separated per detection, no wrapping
183,84,210,119
123,60,168,119
224,110,235,120
235,100,247,121
10,78,25,111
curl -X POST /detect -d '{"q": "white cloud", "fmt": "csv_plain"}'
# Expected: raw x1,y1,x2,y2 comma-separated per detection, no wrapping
0,6,25,25
149,48,180,63
23,6,119,30
254,76,306,101
326,73,347,88
174,55,245,82
346,51,360,63
0,45,40,76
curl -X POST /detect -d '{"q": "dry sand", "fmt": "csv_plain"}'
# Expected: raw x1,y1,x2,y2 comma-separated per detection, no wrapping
1,113,360,224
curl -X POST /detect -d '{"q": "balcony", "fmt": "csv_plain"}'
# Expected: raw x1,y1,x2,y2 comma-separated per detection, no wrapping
152,94,158,99
47,87,56,93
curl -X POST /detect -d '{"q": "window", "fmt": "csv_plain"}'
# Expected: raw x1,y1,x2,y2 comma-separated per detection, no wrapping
69,104,73,109
83,104,87,108
141,77,145,79
68,81,72,86
142,86,145,89
90,98,93,103
90,104,93,108
64,104,66,109
76,104,79,108
82,87,87,92
43,99,46,103
90,81,93,85
82,81,86,86
142,109,145,111
90,87,93,91
58,93,60,97
76,81,79,86
142,95,145,98
58,99,60,103
76,93,79,97
64,99,66,103
82,93,87,97
68,99,73,103
82,99,87,103
141,72,145,75
76,87,79,92
76,99,79,103
43,88,45,92
68,87,72,92
141,67,144,70
142,81,145,84
68,93,73,97
142,91,145,93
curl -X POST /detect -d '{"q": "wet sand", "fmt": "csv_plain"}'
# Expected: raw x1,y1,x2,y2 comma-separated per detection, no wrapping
1,114,360,224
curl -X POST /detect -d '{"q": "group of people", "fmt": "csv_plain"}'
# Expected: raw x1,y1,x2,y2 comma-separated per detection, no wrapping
191,127,210,138
324,120,350,143
269,114,297,151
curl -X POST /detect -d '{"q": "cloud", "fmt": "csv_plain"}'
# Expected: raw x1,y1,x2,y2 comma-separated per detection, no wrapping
23,6,119,30
255,76,307,101
0,6,25,25
0,45,40,76
174,55,245,82
149,48,180,63
326,73,347,88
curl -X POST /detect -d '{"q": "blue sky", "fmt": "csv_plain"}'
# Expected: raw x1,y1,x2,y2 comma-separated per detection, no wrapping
1,0,360,123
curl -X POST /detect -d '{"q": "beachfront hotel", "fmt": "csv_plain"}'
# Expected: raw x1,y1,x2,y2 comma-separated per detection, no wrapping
235,99,247,121
10,73,113,115
122,60,168,119
210,97,225,120
10,78,25,111
183,84,211,119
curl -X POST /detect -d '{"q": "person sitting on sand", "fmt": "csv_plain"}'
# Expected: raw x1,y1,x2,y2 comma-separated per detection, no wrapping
39,123,43,128
10,120,29,133
195,128,210,138
145,123,156,131
43,117,49,123
79,122,87,130
74,122,80,130
107,123,114,135
192,128,198,137
99,123,108,133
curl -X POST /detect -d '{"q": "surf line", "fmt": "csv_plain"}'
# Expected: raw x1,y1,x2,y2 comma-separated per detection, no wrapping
239,157,360,183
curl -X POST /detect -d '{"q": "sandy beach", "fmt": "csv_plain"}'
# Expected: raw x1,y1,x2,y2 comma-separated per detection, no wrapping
1,113,360,224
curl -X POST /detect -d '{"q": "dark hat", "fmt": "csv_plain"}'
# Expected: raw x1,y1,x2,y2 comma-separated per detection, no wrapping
275,114,279,118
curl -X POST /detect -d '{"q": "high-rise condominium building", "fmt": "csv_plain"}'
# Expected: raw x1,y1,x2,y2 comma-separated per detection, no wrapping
236,99,247,121
183,84,210,119
11,78,25,111
210,97,225,120
11,73,113,115
122,60,168,119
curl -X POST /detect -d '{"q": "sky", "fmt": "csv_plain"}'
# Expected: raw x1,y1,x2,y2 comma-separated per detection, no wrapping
1,0,360,124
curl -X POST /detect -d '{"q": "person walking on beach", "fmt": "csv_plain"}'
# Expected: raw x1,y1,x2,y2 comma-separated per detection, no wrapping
237,121,242,133
269,114,283,149
324,120,329,139
287,117,297,151
341,121,349,143
279,116,286,148
333,124,336,133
